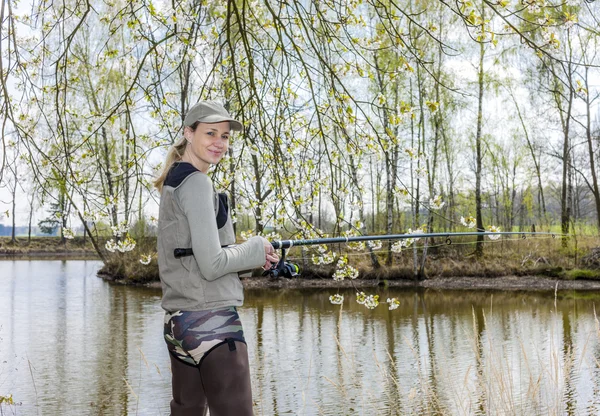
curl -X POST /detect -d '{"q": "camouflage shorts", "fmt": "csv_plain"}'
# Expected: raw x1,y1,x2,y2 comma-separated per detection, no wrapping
164,306,246,366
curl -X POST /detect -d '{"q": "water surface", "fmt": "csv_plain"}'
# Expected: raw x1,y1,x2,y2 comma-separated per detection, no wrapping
1,260,600,415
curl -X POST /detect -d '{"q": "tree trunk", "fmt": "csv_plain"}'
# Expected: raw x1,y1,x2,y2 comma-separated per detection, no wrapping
101,126,119,231
442,128,455,231
28,195,34,244
557,76,573,246
11,178,16,244
510,90,547,226
583,67,600,235
373,52,398,267
349,154,380,269
228,146,237,236
474,29,485,257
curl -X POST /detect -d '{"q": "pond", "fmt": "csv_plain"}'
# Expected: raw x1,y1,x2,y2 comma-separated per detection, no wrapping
1,260,600,415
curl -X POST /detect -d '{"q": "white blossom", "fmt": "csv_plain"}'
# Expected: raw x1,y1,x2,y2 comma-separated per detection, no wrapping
116,237,136,252
387,298,400,310
356,291,367,305
460,215,476,229
486,225,502,240
415,166,428,178
63,228,75,239
329,294,344,305
111,221,130,237
356,292,379,309
332,256,359,280
240,230,254,241
364,294,379,309
367,240,382,250
83,211,98,222
312,251,336,265
391,240,404,253
105,239,118,253
429,195,445,210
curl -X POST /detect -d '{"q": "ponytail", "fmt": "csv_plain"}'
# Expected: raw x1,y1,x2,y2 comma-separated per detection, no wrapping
153,122,200,192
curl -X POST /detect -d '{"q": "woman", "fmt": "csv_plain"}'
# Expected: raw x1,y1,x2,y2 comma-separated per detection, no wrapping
154,101,278,416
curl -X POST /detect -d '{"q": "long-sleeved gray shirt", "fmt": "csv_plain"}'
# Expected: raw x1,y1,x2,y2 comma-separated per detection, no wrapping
157,162,265,312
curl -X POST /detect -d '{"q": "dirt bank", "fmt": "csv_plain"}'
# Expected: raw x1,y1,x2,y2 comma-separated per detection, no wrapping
0,251,99,259
137,275,600,292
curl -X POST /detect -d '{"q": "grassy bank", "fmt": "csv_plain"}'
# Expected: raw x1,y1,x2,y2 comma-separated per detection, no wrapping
99,234,600,286
98,236,159,284
0,236,99,257
4,235,600,287
285,234,600,279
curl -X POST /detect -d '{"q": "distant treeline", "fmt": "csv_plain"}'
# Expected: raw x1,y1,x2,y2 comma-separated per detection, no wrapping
0,224,57,237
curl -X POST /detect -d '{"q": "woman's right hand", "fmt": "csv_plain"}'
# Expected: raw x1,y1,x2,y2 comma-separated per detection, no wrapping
261,237,279,270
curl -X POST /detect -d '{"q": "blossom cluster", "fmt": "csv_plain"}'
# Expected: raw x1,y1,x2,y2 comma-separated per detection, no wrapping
395,186,411,203
404,147,421,160
329,294,344,305
329,292,400,311
347,240,366,251
332,256,359,281
82,211,98,222
366,240,382,250
349,201,363,211
111,221,130,237
343,230,365,251
415,166,428,178
391,228,423,253
312,252,336,265
429,195,445,210
486,225,502,240
240,230,255,241
352,220,364,230
63,228,75,239
522,0,544,13
265,231,282,241
312,244,336,265
460,215,476,228
139,254,153,265
356,292,379,309
105,236,136,253
391,240,407,253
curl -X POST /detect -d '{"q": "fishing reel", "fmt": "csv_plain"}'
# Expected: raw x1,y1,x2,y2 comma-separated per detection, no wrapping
263,248,299,279
264,261,299,279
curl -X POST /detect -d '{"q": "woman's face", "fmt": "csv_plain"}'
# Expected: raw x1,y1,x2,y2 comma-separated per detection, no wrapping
183,121,231,173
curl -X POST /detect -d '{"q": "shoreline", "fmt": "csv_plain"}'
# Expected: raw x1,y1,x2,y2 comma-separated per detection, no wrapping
137,274,600,292
0,252,100,260
6,251,600,292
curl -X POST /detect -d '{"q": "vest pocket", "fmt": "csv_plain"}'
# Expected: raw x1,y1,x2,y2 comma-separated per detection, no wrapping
203,272,243,304
180,253,193,272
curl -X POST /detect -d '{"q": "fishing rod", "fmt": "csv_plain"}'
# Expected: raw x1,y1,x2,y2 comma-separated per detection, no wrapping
269,231,556,249
174,231,559,279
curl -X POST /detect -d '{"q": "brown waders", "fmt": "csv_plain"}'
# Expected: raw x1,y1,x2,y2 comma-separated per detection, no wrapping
169,339,254,416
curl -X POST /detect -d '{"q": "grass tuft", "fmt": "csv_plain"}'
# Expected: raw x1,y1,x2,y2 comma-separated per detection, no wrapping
98,237,159,284
562,268,600,281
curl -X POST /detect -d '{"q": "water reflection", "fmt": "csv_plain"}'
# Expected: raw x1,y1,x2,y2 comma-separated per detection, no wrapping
242,289,600,415
2,261,600,415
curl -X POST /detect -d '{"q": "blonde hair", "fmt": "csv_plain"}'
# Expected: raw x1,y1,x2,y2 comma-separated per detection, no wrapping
153,136,188,192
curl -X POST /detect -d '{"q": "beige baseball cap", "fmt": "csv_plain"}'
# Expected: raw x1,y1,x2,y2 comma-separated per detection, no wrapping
183,101,243,131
